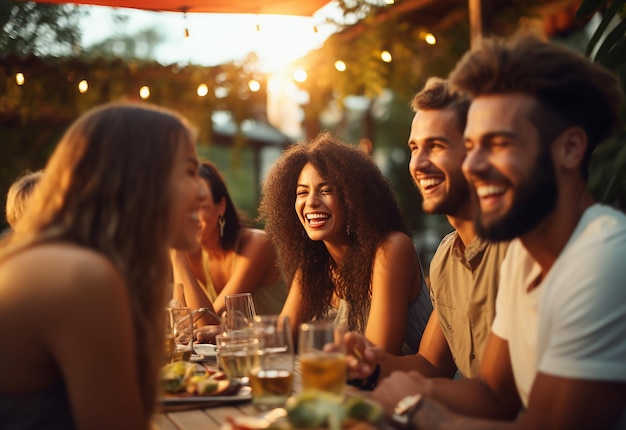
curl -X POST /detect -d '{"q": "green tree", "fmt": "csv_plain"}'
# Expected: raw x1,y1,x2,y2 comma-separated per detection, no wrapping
0,1,83,57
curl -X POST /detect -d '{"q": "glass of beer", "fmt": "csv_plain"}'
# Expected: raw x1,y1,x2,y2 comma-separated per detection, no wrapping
249,315,294,410
216,331,261,384
298,321,346,398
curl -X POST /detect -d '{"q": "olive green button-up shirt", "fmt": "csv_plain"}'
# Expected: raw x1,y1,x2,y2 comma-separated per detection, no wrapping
429,233,509,378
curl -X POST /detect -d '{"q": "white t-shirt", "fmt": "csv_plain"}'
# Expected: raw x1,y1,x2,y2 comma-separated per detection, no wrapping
492,204,626,407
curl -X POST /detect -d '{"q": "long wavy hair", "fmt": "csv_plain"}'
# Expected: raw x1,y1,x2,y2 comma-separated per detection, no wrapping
0,102,196,416
258,132,409,331
198,160,242,250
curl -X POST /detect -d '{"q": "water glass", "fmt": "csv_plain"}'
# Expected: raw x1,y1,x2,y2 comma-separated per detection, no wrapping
216,331,261,384
249,315,294,410
166,307,194,362
224,292,256,322
298,321,346,398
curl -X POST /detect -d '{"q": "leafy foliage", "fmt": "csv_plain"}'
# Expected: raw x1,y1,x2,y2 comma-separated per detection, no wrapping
0,1,83,57
577,0,626,211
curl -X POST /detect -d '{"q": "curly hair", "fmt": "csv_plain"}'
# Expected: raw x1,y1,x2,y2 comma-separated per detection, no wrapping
448,34,623,179
258,132,409,332
1,102,196,416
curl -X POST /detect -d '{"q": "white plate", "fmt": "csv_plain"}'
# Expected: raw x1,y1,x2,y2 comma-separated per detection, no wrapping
162,385,251,404
194,343,217,357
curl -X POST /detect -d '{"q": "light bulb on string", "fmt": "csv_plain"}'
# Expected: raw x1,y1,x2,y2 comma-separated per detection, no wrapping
381,50,392,62
334,60,347,72
15,72,25,86
182,9,190,38
78,79,88,93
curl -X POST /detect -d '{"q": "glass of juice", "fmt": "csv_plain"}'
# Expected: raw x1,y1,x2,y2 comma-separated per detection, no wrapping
298,321,346,398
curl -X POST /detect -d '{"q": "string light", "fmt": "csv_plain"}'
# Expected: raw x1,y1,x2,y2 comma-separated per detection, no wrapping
334,60,347,72
420,31,437,45
15,72,25,85
248,79,261,92
183,10,190,38
197,83,209,97
139,85,150,99
380,50,392,62
293,69,307,83
78,79,88,93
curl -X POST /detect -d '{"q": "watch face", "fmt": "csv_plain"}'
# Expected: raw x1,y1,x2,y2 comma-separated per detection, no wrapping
392,394,423,428
395,394,422,415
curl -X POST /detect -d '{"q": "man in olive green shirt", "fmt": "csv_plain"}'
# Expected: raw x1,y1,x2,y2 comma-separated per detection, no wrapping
346,77,508,381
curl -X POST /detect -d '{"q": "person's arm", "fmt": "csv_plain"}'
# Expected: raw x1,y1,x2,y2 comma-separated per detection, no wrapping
46,251,147,430
211,228,279,315
364,231,421,354
346,310,456,380
170,249,219,326
370,332,521,422
279,272,306,346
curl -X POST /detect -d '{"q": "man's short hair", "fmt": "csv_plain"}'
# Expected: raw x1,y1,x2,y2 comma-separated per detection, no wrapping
412,77,471,135
5,170,43,228
448,35,623,178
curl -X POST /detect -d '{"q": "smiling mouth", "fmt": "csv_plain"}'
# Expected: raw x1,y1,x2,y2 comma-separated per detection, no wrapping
305,212,329,226
476,184,506,199
419,178,443,191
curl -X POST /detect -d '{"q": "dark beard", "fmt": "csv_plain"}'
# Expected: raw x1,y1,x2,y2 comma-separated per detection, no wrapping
476,146,557,242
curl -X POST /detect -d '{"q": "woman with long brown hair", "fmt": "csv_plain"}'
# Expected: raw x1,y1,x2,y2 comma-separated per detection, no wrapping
0,102,207,429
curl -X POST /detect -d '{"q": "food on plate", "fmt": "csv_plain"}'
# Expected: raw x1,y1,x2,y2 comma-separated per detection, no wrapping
284,390,382,430
161,360,230,396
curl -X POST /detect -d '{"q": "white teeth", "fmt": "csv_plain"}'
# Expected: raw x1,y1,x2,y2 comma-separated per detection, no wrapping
476,185,506,198
306,213,329,220
419,178,443,189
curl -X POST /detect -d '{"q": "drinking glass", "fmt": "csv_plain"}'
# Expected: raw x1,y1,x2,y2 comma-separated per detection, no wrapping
215,331,262,384
168,282,186,308
224,293,256,322
249,315,294,410
167,307,194,362
298,321,346,398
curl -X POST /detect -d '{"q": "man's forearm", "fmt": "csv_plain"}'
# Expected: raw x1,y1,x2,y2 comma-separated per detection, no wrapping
379,353,451,379
429,377,517,420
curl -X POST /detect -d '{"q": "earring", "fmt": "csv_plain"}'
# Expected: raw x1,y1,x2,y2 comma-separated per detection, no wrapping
346,224,351,236
218,215,226,238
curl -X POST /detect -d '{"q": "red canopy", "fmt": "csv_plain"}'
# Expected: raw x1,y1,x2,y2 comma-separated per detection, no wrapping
28,0,331,15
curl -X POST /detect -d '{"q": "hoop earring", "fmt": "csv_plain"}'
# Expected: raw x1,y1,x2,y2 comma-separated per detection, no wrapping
218,216,226,238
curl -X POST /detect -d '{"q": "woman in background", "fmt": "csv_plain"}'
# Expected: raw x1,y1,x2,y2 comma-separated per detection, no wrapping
171,160,287,328
0,102,207,430
259,132,432,355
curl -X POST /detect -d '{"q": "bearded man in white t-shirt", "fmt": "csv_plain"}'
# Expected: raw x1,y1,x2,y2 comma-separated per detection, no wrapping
370,35,626,430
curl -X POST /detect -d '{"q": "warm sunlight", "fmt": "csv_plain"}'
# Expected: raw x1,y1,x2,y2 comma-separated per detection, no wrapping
79,6,338,71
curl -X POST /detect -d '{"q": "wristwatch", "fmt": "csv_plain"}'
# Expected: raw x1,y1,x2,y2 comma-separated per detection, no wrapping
391,393,423,429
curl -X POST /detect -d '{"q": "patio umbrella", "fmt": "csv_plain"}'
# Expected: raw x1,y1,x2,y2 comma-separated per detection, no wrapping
24,0,331,15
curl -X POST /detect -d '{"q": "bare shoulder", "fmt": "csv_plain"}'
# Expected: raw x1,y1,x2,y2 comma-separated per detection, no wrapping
239,228,273,251
0,242,125,303
378,231,417,255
